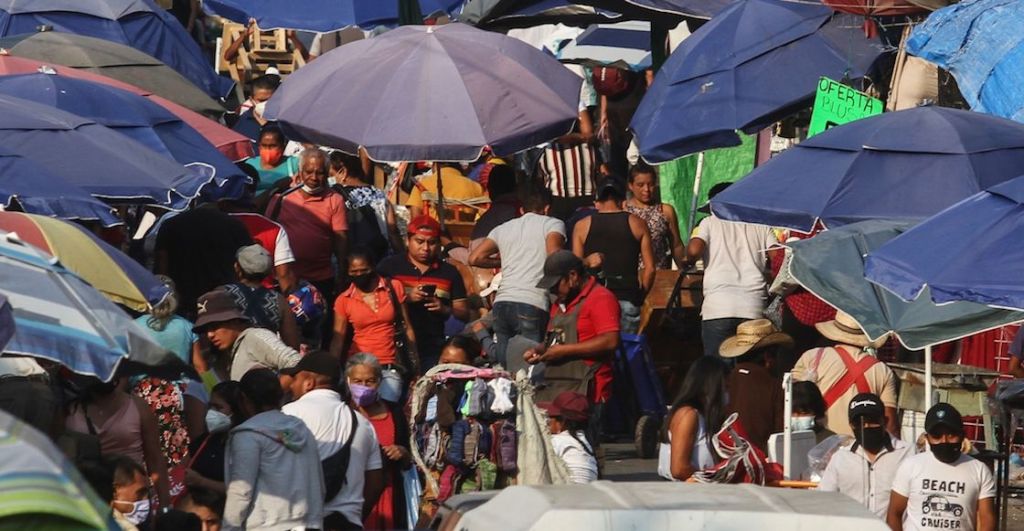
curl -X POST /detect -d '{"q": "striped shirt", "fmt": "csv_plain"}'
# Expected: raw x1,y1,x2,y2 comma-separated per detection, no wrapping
540,142,597,198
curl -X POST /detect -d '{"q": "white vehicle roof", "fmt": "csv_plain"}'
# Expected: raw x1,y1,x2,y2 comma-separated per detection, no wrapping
456,481,889,531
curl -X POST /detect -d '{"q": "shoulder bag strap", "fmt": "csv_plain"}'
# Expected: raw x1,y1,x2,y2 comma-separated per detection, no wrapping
383,279,419,375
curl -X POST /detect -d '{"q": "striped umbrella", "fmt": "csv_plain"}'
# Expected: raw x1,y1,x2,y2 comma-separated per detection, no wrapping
0,212,167,312
0,231,184,381
0,409,118,530
559,20,652,71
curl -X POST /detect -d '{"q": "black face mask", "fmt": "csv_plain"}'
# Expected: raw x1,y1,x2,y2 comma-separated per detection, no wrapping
856,425,888,454
931,441,962,464
351,273,376,291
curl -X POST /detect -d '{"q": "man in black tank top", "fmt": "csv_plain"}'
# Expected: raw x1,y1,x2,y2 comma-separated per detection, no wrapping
570,176,655,334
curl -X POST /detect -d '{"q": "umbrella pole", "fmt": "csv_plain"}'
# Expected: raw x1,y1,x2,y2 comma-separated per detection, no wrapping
925,345,933,410
686,152,705,234
783,372,793,480
433,162,446,231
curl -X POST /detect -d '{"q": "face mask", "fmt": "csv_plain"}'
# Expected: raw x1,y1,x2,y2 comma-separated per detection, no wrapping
791,415,815,432
301,184,324,195
253,100,267,116
930,441,962,464
857,425,888,454
351,273,375,291
259,146,284,167
117,499,151,525
206,409,232,434
349,383,379,407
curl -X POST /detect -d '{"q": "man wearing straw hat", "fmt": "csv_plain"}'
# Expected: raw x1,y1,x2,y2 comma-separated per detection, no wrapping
720,319,793,453
792,311,898,437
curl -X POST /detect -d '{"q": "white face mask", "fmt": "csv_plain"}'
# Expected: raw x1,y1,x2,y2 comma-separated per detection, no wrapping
117,498,151,525
206,409,232,434
791,415,816,432
253,100,267,117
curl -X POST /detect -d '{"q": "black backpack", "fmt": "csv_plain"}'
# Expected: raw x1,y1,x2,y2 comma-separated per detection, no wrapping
321,407,359,501
337,185,389,262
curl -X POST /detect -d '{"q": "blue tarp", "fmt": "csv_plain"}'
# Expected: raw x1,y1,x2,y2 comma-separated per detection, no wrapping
0,0,233,99
866,174,1024,310
907,0,1024,123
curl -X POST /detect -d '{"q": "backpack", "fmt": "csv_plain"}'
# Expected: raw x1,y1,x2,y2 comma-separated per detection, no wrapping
592,67,634,98
321,407,359,501
337,185,389,262
489,419,518,474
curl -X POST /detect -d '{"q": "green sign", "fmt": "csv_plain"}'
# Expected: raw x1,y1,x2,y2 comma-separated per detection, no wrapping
808,77,883,137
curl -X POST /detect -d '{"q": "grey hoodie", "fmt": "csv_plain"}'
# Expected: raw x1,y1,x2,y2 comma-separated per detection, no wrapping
223,410,325,531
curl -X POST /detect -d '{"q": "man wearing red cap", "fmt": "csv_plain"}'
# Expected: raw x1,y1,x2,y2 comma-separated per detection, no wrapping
377,215,469,371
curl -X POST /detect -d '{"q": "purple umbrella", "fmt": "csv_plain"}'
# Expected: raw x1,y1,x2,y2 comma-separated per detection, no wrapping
265,23,582,162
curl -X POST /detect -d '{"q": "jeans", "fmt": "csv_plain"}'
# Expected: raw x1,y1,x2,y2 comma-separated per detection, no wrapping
379,368,405,404
619,300,641,335
701,318,746,359
492,301,550,368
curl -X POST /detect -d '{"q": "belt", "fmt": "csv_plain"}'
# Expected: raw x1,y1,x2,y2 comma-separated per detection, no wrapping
0,373,50,384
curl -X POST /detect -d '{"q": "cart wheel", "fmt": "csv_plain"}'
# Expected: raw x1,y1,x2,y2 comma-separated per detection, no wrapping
635,415,661,459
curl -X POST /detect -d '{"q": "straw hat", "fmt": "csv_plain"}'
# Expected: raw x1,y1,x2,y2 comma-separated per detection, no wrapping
719,319,794,359
815,311,887,349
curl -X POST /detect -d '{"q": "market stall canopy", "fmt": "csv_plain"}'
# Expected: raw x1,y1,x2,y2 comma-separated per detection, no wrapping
0,54,252,161
0,148,119,226
265,23,582,162
203,0,462,32
711,106,1024,232
0,0,233,99
907,0,1024,123
631,0,885,163
0,93,219,210
0,231,187,382
0,410,119,530
866,174,1024,309
0,212,169,312
822,0,924,16
0,73,249,201
0,31,225,117
785,220,1024,350
460,0,622,29
559,20,651,71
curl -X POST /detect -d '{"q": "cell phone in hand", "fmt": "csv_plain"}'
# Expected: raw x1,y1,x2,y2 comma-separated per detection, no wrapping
420,284,437,296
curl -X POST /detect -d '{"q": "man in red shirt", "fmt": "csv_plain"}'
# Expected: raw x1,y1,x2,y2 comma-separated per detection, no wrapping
526,250,620,448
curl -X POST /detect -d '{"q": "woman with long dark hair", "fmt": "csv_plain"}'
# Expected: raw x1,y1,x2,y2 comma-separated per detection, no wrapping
657,356,729,481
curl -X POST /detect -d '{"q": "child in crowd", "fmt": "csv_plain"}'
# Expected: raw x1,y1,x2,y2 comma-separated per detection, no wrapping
176,486,225,531
538,391,598,484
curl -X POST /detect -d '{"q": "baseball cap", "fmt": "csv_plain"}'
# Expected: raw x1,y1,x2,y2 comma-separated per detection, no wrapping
408,215,441,239
848,392,884,424
537,391,589,422
236,244,272,276
595,175,626,200
281,351,340,383
536,250,583,290
697,181,733,214
479,272,502,298
193,289,249,331
925,403,964,436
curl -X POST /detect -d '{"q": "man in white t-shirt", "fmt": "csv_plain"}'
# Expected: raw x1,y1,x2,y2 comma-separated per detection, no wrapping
469,189,566,366
282,352,384,530
887,403,995,531
686,182,776,358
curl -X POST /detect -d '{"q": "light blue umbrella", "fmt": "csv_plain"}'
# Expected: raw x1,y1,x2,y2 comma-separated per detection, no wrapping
907,0,1024,122
0,231,187,382
865,174,1024,309
559,20,651,72
786,220,1024,350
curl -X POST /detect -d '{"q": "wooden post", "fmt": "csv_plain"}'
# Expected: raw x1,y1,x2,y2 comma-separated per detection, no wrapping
433,162,446,231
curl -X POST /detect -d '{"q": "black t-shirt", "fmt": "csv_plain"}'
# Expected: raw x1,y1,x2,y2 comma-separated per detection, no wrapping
376,254,467,352
188,431,228,483
470,197,519,240
155,207,253,319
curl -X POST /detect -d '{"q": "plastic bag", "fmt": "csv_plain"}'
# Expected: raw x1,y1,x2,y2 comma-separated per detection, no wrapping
403,466,423,530
803,434,853,482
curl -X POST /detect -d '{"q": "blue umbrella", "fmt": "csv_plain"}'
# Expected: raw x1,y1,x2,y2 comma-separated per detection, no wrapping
866,175,1024,309
711,106,1024,232
596,0,730,19
0,72,248,201
559,20,651,72
631,0,885,163
460,0,622,28
906,0,1024,123
0,93,214,210
786,220,1024,350
265,23,582,162
0,0,232,99
0,149,120,226
203,0,463,32
0,231,186,382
